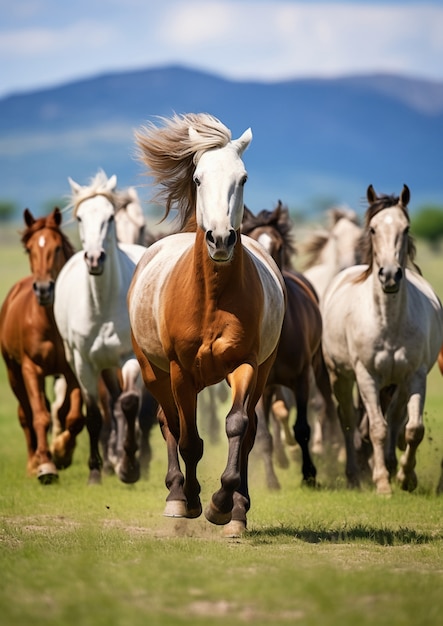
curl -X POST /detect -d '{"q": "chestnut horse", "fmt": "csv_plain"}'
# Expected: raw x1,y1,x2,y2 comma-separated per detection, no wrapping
128,113,286,536
0,208,84,483
242,202,339,489
322,185,443,495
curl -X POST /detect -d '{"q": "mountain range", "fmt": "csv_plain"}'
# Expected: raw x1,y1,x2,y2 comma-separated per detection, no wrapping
1,65,442,219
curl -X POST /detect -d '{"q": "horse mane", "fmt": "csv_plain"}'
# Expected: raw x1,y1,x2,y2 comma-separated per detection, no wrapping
70,170,118,217
135,113,232,231
300,207,360,270
356,192,421,282
242,201,296,268
21,210,76,260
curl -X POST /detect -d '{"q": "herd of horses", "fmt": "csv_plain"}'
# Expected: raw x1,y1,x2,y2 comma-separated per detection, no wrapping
1,112,443,536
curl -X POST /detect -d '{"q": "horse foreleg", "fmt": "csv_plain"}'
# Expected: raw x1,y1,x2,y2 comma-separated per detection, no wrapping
169,361,203,518
332,372,361,490
205,362,257,529
22,359,58,483
356,366,391,495
114,360,142,484
396,373,426,492
6,361,37,475
292,370,317,487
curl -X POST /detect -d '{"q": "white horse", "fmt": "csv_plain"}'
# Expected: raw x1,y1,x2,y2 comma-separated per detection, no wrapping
115,186,146,245
302,207,362,302
54,170,148,484
322,185,443,495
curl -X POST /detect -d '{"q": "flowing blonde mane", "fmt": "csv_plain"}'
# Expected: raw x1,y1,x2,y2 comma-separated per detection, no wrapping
135,113,232,230
69,170,118,217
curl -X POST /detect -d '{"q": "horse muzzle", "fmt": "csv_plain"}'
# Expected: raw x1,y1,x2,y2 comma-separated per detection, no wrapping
378,265,403,294
84,250,106,275
33,280,55,306
205,229,237,263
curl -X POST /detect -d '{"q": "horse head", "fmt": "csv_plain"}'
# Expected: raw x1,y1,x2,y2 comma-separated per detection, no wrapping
365,184,411,294
22,207,71,306
69,171,118,275
191,126,252,262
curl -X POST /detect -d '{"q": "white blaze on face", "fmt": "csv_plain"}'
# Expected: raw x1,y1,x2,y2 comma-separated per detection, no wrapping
383,215,393,225
257,232,273,255
38,235,46,247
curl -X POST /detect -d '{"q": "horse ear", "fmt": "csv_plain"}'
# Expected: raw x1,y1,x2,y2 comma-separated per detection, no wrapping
68,177,82,195
367,185,377,204
53,207,62,226
106,174,117,192
232,128,252,156
23,208,35,226
400,184,410,207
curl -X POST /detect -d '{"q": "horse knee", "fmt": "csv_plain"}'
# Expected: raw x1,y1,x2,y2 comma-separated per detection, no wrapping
405,422,424,448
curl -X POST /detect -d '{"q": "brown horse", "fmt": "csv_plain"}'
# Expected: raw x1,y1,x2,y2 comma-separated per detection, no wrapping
128,113,286,536
0,208,84,483
242,202,339,489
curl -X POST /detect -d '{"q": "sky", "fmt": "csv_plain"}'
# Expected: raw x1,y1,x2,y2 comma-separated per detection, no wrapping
1,1,443,99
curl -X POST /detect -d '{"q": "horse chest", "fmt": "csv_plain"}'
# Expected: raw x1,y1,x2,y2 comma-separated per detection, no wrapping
87,321,129,367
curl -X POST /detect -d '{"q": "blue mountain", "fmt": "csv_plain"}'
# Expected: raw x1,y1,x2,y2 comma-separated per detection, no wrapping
1,65,442,218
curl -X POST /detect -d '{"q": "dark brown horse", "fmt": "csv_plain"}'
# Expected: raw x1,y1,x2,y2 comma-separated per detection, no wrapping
242,202,339,489
0,208,84,483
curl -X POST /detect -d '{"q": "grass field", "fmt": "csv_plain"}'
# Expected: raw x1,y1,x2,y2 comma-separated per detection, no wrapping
0,222,442,626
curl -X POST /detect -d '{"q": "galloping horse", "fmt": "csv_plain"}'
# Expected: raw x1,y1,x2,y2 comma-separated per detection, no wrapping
242,202,338,489
54,171,151,484
0,208,84,483
322,185,443,495
128,113,286,536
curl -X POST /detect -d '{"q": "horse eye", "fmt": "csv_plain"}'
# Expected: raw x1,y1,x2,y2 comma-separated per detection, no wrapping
240,175,248,187
370,226,375,235
194,176,201,187
77,216,82,223
109,214,114,223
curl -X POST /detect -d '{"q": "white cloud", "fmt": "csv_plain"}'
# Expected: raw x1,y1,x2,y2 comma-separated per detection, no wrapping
1,2,442,97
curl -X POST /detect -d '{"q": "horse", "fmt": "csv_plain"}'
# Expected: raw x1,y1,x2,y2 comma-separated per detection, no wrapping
53,170,155,485
0,208,84,483
115,186,147,245
242,202,339,489
321,185,443,495
128,113,286,536
301,207,362,302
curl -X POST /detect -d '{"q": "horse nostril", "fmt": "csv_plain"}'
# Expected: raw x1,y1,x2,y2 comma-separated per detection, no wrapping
206,230,215,245
395,268,403,281
227,229,237,248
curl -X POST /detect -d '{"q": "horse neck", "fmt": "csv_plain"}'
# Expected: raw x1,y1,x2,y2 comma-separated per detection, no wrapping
193,228,244,298
371,267,408,328
87,242,125,308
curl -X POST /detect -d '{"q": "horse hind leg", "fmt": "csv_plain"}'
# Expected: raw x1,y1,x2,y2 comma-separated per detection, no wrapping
50,373,84,470
253,391,281,490
396,380,425,492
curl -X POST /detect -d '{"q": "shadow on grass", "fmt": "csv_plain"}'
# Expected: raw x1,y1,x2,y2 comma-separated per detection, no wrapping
248,524,440,545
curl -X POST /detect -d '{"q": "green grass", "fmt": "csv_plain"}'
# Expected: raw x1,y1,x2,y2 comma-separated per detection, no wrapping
1,225,443,626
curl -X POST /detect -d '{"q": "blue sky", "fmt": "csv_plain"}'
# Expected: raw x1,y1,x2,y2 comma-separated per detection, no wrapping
1,1,442,98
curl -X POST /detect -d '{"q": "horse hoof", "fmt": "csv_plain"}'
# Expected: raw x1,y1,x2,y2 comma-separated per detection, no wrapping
222,520,246,538
88,469,102,485
376,481,392,496
164,500,188,518
204,502,232,526
37,463,59,484
118,462,140,485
